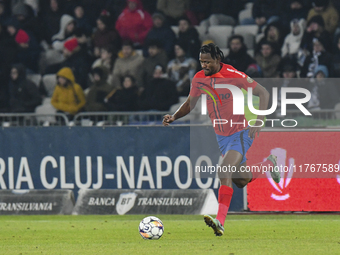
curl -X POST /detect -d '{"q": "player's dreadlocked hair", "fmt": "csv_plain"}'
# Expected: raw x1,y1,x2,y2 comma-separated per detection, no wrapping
200,43,224,60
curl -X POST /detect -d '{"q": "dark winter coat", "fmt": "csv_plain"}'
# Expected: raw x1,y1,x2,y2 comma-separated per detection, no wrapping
9,64,42,112
144,26,176,58
138,78,178,111
106,86,138,111
223,45,256,72
178,27,201,60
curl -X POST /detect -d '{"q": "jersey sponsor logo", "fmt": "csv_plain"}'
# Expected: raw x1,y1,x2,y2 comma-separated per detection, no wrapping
197,82,223,108
207,93,230,101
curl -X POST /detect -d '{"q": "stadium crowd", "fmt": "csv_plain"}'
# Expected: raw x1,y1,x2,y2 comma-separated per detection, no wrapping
1,0,340,119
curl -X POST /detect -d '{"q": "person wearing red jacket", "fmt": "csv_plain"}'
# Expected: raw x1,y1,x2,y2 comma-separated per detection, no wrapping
115,0,153,46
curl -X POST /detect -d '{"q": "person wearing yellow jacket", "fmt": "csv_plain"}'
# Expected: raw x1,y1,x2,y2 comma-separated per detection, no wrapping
51,67,86,117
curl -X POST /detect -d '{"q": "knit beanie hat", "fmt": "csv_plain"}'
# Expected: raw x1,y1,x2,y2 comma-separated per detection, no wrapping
64,38,78,52
15,29,29,44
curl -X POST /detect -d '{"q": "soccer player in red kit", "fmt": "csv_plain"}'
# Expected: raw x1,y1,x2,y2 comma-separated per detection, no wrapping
163,43,280,236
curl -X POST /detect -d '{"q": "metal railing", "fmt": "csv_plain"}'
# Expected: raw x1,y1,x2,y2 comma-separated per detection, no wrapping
73,111,169,126
1,109,340,127
0,113,69,127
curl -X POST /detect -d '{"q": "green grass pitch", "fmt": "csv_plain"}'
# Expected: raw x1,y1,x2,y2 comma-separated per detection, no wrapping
0,214,339,255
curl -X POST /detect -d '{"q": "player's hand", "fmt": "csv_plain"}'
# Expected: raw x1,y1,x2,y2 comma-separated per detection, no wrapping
163,114,175,126
244,125,261,140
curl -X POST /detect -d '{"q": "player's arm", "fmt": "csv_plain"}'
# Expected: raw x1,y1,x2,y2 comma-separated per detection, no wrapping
163,95,200,126
253,83,270,122
246,83,270,139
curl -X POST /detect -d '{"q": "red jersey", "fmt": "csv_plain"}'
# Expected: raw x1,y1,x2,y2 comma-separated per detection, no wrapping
190,63,257,136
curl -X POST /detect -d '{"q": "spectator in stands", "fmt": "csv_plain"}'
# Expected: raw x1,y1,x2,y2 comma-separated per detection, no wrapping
140,0,157,14
105,74,138,111
0,22,14,108
199,0,243,28
39,14,76,72
62,0,106,27
244,63,263,78
51,67,86,118
307,0,339,34
280,0,308,33
332,0,340,15
281,19,306,58
241,0,282,26
110,40,144,88
73,5,93,36
300,15,332,56
255,41,281,78
281,62,298,79
188,0,211,25
139,40,168,88
223,35,256,72
85,67,112,112
307,65,339,110
12,2,41,41
104,0,126,22
20,0,39,15
93,14,121,58
177,17,201,59
51,14,76,52
167,42,197,96
331,34,340,78
13,28,41,73
276,62,305,114
256,21,284,56
45,38,92,88
138,65,178,111
300,37,333,78
115,0,153,46
156,0,190,26
39,0,63,45
0,0,10,25
6,19,40,72
143,12,176,58
8,63,41,113
92,45,116,82
60,0,77,16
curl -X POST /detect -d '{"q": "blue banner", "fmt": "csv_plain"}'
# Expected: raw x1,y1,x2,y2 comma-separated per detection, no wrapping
0,126,244,211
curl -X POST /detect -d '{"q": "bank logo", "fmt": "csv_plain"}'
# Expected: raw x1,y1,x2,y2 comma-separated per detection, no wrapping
266,148,294,201
116,192,137,215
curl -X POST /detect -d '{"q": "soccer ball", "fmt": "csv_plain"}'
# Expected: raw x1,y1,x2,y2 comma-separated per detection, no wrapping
139,216,164,240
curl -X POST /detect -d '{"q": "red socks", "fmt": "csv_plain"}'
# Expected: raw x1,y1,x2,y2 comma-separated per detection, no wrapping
250,158,274,182
216,185,233,226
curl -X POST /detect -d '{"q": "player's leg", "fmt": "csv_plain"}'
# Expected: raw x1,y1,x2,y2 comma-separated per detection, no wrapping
232,155,280,188
204,149,242,236
232,161,251,188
